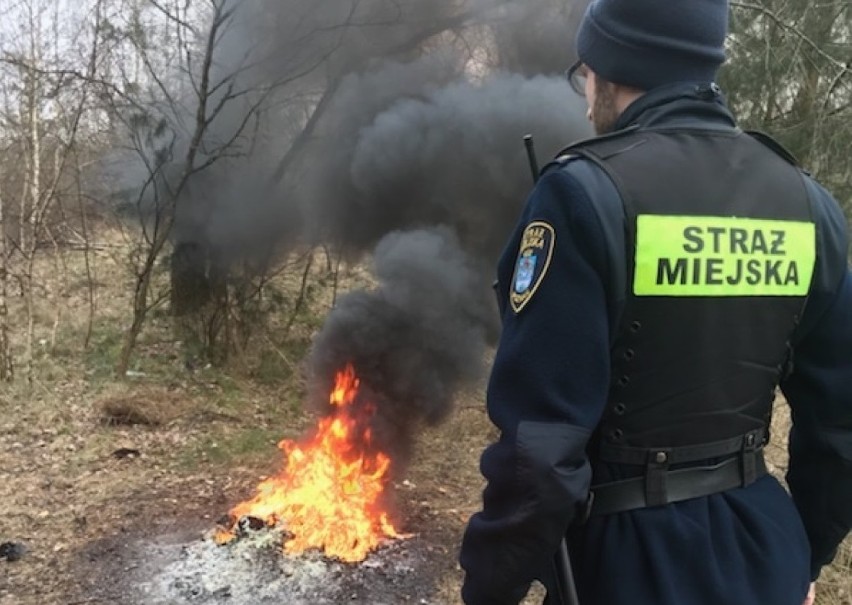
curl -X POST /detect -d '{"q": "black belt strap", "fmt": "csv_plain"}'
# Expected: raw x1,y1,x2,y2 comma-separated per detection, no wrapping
590,450,767,516
598,428,767,466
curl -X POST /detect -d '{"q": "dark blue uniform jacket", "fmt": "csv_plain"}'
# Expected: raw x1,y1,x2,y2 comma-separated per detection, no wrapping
460,84,852,605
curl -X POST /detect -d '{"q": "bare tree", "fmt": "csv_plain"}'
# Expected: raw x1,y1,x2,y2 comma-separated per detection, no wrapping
108,0,470,370
0,174,12,381
164,1,500,367
726,0,852,213
0,0,105,382
110,0,283,374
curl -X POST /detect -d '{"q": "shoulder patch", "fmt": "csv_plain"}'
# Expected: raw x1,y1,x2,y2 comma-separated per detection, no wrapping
510,221,556,313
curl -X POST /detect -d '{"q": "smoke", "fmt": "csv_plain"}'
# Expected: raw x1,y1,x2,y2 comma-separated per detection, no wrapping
491,0,590,76
166,0,593,258
292,41,589,464
307,227,494,464
344,72,588,259
116,0,593,459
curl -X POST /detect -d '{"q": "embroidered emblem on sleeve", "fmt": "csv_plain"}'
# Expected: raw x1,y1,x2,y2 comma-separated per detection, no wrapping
510,221,556,313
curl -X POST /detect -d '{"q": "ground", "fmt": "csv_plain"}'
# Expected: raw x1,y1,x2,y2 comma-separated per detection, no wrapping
0,238,499,605
0,373,497,604
0,235,849,604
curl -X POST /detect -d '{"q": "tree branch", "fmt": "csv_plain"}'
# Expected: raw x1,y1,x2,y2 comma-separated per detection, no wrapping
731,1,851,77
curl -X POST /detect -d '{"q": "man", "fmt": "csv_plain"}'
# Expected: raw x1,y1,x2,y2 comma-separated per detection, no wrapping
459,0,852,604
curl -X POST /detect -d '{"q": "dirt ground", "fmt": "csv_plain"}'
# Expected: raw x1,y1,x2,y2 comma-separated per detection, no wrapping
0,375,498,605
0,239,499,605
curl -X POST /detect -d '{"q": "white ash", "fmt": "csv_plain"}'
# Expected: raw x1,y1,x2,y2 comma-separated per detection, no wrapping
126,527,433,605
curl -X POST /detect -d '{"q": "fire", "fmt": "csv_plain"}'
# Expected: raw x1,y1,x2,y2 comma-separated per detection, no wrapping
215,364,401,562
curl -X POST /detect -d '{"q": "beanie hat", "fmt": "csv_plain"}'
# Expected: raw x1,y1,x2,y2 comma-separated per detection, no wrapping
576,0,728,90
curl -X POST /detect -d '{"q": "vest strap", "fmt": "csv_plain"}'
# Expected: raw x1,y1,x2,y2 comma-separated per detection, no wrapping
589,449,767,516
598,428,766,466
645,449,671,507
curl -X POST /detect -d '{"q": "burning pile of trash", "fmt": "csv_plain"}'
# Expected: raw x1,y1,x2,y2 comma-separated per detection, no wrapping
214,364,407,563
96,365,440,604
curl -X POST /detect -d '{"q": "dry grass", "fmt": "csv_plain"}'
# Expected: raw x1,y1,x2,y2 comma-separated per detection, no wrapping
0,229,849,604
96,388,192,426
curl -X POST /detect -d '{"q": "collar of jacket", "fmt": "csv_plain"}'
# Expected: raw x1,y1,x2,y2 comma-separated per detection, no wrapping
613,82,738,132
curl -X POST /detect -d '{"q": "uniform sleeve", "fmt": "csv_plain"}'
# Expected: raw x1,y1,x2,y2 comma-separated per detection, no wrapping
460,167,613,604
781,179,852,581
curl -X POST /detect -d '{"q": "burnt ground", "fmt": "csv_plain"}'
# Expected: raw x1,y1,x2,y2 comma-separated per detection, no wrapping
0,377,499,605
78,516,448,604
69,426,486,605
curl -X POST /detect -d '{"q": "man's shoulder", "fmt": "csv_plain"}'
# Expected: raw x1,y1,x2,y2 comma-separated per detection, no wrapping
538,126,644,182
745,130,801,168
539,152,585,178
802,176,849,291
545,125,645,173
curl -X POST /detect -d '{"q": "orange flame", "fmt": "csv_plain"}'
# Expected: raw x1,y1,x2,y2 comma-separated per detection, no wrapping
215,364,400,562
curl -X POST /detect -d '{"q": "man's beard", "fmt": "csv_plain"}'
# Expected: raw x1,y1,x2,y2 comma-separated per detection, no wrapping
592,81,620,135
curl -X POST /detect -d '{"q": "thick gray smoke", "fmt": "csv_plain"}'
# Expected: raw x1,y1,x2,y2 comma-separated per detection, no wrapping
169,0,593,261
342,72,587,259
120,0,592,461
308,227,494,464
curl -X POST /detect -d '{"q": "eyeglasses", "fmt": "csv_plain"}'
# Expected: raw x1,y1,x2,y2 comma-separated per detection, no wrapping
566,60,588,97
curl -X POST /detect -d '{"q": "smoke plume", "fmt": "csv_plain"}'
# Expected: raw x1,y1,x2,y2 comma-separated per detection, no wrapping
118,0,593,461
308,227,495,463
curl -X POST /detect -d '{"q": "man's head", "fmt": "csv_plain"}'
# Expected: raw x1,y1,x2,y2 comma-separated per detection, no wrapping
572,0,729,132
568,62,642,135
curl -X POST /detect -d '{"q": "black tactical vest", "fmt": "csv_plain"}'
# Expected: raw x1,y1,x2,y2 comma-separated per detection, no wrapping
566,127,816,501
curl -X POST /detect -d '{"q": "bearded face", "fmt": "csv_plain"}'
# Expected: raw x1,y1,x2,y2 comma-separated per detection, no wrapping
589,76,621,135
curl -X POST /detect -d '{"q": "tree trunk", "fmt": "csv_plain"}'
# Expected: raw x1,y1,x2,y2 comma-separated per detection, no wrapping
171,241,211,317
22,26,42,385
171,239,215,361
0,178,14,381
74,154,96,349
116,224,171,376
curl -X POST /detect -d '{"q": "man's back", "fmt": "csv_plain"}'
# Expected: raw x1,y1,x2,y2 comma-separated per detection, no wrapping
561,89,849,604
460,1,852,602
460,84,852,605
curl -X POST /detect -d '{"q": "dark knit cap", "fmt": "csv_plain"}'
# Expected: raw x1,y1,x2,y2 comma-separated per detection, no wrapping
576,0,729,90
